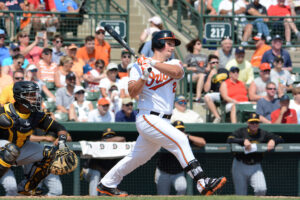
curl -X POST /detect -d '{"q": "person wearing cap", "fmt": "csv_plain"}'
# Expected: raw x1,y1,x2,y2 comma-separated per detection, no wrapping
227,113,284,195
36,48,58,83
220,66,249,123
270,56,294,95
67,43,85,78
214,36,235,69
271,94,297,124
268,0,300,47
2,43,29,70
155,120,206,195
117,50,132,79
94,26,111,65
241,0,271,46
249,62,272,101
51,34,66,65
99,62,121,100
171,95,204,123
0,29,9,62
115,98,137,122
250,36,271,68
119,63,134,99
226,46,254,85
184,38,207,103
204,54,229,123
256,82,280,123
81,128,125,196
69,86,93,122
261,35,292,71
55,72,77,115
88,98,115,122
140,16,163,43
290,87,300,124
2,54,25,77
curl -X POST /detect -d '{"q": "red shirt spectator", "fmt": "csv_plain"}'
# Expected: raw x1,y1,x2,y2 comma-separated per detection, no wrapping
271,108,297,123
267,4,291,16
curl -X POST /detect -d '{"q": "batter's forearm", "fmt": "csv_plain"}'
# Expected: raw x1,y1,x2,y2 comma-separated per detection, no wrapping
128,80,145,98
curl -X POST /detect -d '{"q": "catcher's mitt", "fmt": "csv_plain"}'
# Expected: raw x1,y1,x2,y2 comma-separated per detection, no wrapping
50,148,78,175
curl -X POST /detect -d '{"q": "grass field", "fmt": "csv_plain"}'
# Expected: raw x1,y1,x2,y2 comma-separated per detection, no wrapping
1,196,300,200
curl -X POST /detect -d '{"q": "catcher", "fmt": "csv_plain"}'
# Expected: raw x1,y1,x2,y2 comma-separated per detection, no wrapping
0,81,77,195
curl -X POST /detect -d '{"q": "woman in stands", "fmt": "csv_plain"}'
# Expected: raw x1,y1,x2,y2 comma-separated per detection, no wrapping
2,54,25,77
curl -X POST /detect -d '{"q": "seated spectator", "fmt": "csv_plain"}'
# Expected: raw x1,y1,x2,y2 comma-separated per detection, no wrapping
37,48,58,83
241,0,271,46
107,84,122,113
67,43,85,80
0,65,13,94
20,1,32,33
54,0,79,12
226,47,254,85
270,56,293,95
117,50,131,79
88,98,115,122
51,34,66,65
99,63,121,99
2,43,29,69
204,55,229,123
196,0,222,17
155,120,206,195
69,86,93,122
271,94,297,123
140,16,163,43
249,63,271,101
290,87,300,124
256,82,280,123
55,72,76,114
220,67,249,123
268,0,300,46
2,54,25,77
120,63,134,99
0,70,24,106
17,30,47,64
184,39,207,102
170,95,204,123
83,59,106,92
250,36,271,68
94,26,111,66
54,56,80,88
214,36,235,69
115,98,137,122
261,35,292,71
24,64,56,101
0,29,10,61
81,128,125,196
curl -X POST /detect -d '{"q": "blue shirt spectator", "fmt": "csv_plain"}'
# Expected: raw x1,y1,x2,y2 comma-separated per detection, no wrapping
54,0,78,12
115,98,137,122
261,49,292,69
0,0,24,11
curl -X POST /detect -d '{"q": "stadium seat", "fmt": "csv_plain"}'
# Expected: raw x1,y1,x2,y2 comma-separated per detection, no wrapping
45,81,56,90
54,112,69,122
236,103,256,123
43,100,56,113
85,91,101,101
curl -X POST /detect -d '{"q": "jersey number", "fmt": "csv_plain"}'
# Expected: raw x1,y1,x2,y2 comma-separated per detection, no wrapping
173,82,177,93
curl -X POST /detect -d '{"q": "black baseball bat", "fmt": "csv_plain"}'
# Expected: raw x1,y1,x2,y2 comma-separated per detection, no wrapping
104,24,152,72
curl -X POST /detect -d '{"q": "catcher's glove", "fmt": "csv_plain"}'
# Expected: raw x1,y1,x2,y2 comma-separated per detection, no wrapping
50,147,78,175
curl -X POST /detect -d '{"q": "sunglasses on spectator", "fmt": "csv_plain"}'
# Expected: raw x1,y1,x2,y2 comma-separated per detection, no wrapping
17,61,24,65
122,55,131,59
96,31,105,35
177,100,187,105
43,52,51,55
210,61,219,64
13,48,20,52
30,69,38,73
267,87,276,90
95,65,104,68
262,70,270,73
56,40,63,43
14,77,24,80
102,104,110,107
76,91,85,94
20,34,28,38
125,103,133,107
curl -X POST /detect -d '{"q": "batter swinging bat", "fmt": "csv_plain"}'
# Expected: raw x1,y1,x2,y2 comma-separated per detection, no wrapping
104,24,152,72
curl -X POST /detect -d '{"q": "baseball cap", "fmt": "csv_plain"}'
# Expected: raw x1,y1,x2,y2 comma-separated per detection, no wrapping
172,120,185,131
274,56,284,63
221,36,232,41
148,16,162,25
235,46,245,54
229,66,240,73
175,95,186,102
96,26,105,32
106,63,118,71
10,43,20,51
26,64,37,71
66,72,76,80
273,34,283,41
279,94,290,101
121,50,131,56
102,128,116,139
122,98,133,105
247,113,260,123
42,48,53,54
68,43,78,50
0,29,5,35
259,63,271,71
253,35,266,41
74,86,85,94
98,98,110,106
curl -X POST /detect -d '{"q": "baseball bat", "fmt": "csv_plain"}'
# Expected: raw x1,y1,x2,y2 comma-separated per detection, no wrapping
104,24,152,72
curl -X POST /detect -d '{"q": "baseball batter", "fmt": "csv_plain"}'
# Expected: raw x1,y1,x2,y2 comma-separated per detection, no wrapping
97,30,227,196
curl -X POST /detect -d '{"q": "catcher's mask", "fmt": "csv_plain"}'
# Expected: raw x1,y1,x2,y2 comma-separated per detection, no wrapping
13,81,42,112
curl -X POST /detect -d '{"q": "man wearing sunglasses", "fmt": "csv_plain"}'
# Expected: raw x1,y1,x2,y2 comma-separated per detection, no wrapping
94,26,111,66
115,98,137,122
51,35,66,65
171,95,204,123
227,113,284,196
117,50,132,79
88,98,115,122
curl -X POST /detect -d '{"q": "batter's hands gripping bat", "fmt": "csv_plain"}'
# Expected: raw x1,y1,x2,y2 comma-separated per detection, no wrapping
104,24,152,72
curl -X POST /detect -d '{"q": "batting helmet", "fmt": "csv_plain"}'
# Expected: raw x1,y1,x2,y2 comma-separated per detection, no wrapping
151,30,181,50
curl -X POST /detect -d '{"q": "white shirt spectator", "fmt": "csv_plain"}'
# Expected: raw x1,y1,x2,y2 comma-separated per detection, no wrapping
289,99,300,124
218,0,247,21
270,69,294,88
87,109,115,122
99,77,121,98
171,108,204,123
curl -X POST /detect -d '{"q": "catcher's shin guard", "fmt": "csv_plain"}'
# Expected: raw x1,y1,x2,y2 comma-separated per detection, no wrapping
18,146,56,194
0,143,20,177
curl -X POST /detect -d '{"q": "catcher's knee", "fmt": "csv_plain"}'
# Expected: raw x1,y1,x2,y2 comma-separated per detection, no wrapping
0,143,20,177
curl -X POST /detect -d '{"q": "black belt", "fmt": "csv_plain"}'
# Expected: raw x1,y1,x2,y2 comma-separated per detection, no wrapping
236,157,259,165
150,111,172,119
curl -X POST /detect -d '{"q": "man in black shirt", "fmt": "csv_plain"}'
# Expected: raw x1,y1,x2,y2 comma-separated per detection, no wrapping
227,113,284,195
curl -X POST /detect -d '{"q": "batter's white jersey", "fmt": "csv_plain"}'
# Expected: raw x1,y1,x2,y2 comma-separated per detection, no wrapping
129,59,184,114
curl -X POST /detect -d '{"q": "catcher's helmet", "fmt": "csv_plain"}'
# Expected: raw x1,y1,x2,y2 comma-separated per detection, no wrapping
13,81,42,112
151,30,181,50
